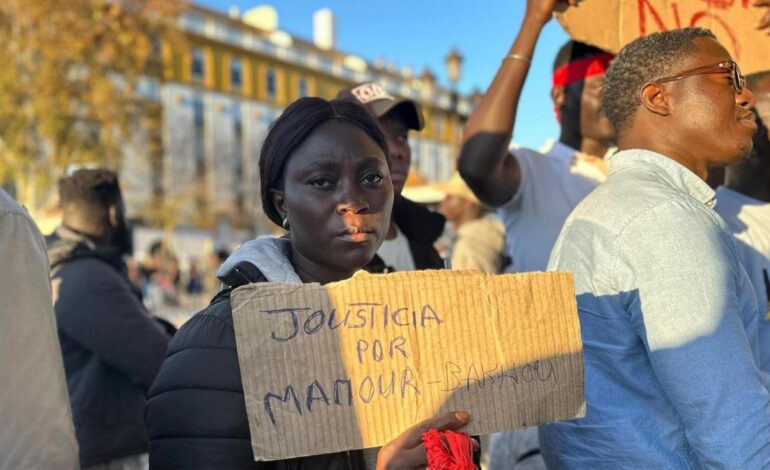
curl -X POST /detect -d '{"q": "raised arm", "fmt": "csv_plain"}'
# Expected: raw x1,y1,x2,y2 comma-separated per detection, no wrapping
458,0,574,207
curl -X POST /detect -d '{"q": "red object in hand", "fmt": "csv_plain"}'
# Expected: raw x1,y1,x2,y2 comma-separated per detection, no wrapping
422,429,476,470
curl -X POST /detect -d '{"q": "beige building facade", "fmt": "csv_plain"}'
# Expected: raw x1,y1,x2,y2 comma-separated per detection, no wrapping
122,4,473,234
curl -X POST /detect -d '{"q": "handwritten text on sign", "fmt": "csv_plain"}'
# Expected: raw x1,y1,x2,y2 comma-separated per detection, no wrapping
556,0,770,74
232,271,584,461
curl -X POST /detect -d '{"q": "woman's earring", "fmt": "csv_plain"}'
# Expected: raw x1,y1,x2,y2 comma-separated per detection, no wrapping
282,217,290,230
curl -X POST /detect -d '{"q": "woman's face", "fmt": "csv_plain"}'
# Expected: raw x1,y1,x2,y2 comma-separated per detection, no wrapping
271,120,393,284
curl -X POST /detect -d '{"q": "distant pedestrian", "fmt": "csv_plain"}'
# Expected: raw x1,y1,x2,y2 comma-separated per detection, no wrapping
437,172,505,273
47,169,169,469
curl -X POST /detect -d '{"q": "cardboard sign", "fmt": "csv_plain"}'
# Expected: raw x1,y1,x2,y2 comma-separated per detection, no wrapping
231,270,584,461
555,0,770,74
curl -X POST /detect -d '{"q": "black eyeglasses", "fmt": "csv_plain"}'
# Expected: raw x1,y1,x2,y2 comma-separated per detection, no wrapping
654,60,746,94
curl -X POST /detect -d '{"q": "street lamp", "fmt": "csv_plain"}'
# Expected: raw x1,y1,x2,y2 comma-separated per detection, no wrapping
444,47,463,88
444,47,464,117
444,48,464,153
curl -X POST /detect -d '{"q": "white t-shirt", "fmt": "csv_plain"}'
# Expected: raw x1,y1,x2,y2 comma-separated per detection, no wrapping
376,224,416,271
498,141,607,273
714,186,770,372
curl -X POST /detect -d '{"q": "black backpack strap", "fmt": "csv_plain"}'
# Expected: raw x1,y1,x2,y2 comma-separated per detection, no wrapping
209,261,267,306
217,260,265,289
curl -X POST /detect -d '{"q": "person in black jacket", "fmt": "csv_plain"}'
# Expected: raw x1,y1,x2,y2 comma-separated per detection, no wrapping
47,169,170,469
338,82,445,271
145,98,471,469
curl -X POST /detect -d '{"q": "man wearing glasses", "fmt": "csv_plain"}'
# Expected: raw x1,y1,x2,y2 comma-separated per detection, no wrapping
540,28,770,467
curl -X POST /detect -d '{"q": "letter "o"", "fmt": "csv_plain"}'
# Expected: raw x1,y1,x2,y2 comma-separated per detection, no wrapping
359,376,375,403
372,340,384,362
304,309,326,335
522,364,535,383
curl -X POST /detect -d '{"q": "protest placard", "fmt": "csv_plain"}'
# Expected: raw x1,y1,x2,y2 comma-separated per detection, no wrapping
555,0,770,74
231,270,584,461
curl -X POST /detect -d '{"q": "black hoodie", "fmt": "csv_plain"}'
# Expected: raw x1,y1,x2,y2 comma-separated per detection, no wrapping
47,226,170,467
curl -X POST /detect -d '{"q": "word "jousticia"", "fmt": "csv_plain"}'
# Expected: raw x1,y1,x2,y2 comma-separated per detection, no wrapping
261,302,444,342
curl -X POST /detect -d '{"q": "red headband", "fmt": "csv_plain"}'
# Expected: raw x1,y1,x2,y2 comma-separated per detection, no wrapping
553,53,615,87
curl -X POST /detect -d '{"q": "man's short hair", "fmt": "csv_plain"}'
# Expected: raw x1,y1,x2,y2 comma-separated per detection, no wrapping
602,27,716,134
58,168,122,209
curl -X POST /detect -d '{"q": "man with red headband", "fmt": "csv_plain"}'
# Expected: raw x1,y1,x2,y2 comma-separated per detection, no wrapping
458,1,613,467
458,1,614,277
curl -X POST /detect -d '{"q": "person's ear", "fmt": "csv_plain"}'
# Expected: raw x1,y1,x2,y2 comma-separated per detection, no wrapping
269,188,287,221
107,204,120,228
640,82,671,117
551,86,566,110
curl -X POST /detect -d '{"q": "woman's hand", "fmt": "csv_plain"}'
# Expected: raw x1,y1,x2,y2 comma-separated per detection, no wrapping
376,411,476,470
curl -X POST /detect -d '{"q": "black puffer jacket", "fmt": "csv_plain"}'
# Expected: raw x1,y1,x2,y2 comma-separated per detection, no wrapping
366,195,445,273
47,226,170,467
391,194,445,270
145,238,369,469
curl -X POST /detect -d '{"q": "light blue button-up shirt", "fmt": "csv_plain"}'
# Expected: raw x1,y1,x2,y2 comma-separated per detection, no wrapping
540,149,770,468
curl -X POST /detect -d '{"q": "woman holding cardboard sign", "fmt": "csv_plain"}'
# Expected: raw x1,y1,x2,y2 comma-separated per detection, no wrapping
144,97,474,469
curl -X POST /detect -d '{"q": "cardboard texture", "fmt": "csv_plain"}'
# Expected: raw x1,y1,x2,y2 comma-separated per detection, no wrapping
555,0,770,74
231,270,584,461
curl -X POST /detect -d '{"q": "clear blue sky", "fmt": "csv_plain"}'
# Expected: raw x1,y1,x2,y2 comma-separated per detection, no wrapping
195,1,571,150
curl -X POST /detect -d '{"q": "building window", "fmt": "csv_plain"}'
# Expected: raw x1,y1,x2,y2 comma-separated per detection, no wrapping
434,115,443,138
233,114,244,209
192,96,205,176
226,25,241,44
191,47,205,81
150,35,162,56
433,145,441,181
230,58,242,91
298,77,308,98
318,56,333,72
182,12,205,34
266,68,277,99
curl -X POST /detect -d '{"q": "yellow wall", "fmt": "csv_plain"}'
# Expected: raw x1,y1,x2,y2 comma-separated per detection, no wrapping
163,30,463,144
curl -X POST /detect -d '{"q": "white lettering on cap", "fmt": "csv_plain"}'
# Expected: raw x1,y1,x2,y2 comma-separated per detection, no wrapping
351,83,394,104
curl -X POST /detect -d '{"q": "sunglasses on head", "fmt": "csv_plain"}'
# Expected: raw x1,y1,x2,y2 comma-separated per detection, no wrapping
653,60,746,94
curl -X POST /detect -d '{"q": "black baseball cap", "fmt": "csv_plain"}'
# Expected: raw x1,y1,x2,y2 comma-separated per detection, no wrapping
337,82,425,131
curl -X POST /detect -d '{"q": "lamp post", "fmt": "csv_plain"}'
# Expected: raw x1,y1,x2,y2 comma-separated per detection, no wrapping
445,47,464,153
445,47,463,88
445,47,465,117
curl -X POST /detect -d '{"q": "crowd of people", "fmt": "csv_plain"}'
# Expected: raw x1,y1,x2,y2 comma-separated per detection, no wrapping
125,241,229,322
3,0,770,468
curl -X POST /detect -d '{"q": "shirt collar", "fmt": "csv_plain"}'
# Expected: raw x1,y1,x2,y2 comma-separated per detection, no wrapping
609,149,716,207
